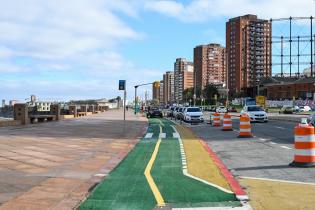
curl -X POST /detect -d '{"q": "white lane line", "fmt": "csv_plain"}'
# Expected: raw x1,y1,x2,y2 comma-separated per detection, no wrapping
173,132,180,138
240,176,315,186
170,125,234,194
159,133,166,139
259,138,270,141
145,133,153,138
270,142,277,145
280,145,292,150
173,205,251,210
94,173,107,177
275,126,286,130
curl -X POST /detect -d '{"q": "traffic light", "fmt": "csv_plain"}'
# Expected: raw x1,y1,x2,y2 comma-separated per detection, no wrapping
154,81,160,88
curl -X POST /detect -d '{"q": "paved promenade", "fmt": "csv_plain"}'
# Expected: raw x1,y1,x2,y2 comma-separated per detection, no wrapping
0,109,147,210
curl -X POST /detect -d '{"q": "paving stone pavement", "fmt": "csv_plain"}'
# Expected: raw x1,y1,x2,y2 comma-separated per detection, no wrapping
0,109,147,210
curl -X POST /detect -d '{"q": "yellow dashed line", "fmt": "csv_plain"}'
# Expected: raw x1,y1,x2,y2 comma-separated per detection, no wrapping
144,125,165,206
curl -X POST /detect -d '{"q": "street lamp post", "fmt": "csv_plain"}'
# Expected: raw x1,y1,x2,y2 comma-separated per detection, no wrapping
134,82,155,115
256,79,260,96
134,85,138,114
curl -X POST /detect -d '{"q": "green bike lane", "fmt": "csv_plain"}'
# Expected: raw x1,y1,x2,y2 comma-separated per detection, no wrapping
78,118,240,210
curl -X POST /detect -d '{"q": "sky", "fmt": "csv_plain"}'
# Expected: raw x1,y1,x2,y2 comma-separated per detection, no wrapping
0,0,314,102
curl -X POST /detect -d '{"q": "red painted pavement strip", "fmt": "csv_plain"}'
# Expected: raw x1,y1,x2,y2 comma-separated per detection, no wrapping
199,139,248,201
185,126,248,201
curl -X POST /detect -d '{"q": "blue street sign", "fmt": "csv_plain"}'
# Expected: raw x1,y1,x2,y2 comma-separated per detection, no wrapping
119,80,126,90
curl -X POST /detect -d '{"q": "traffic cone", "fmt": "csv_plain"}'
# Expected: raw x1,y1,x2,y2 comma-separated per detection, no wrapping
238,114,252,138
222,113,233,131
212,112,221,127
290,118,315,167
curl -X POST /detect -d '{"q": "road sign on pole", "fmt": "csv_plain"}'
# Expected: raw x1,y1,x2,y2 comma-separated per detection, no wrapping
119,80,126,90
119,80,126,133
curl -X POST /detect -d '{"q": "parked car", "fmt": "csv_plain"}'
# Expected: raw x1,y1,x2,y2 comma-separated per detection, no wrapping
172,107,180,118
176,107,186,120
241,105,268,122
279,105,294,114
299,106,311,112
147,108,163,118
216,106,227,113
183,107,204,123
307,113,315,126
293,105,300,112
167,107,175,117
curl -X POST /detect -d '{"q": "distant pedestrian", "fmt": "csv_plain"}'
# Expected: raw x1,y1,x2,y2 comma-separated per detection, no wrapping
126,105,129,111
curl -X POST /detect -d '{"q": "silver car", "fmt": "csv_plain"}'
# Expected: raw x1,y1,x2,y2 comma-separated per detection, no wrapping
307,113,315,126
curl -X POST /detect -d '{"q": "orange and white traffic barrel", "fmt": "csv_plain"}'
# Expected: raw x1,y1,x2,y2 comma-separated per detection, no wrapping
238,114,252,138
290,118,315,167
212,112,221,127
222,113,233,131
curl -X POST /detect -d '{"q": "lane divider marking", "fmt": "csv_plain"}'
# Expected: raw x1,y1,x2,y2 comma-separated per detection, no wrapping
144,125,165,206
280,145,292,150
145,133,153,138
270,142,277,145
275,126,286,130
170,125,234,194
159,133,166,139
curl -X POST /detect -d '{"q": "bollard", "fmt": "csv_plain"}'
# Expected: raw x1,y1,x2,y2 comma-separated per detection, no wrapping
290,118,315,167
212,112,221,127
238,114,253,138
222,113,233,131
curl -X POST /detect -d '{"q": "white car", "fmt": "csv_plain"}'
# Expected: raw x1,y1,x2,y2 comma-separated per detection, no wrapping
299,106,311,112
183,107,204,123
241,105,268,122
216,106,227,113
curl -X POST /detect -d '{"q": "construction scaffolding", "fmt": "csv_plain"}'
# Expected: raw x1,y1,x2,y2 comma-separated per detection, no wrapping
271,16,314,77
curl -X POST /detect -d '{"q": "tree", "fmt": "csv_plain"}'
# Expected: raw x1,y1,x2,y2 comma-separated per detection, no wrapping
203,84,219,105
183,87,194,103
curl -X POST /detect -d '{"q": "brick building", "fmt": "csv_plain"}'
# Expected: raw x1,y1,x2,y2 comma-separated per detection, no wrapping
226,14,271,95
174,58,194,103
163,71,174,105
260,77,315,100
194,43,226,91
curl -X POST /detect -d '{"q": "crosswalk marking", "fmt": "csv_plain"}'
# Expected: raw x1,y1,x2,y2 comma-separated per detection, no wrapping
145,133,153,138
159,133,166,139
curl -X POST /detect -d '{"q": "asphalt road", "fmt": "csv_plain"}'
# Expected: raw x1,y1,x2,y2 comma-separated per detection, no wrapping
185,118,315,183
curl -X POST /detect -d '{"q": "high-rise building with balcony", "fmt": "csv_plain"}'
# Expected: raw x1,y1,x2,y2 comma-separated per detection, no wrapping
226,14,271,95
163,71,174,105
194,43,226,91
174,58,194,103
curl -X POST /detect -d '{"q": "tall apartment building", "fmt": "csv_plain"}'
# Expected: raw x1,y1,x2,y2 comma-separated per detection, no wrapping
174,58,194,103
194,43,226,91
159,81,164,104
163,71,174,104
226,14,271,94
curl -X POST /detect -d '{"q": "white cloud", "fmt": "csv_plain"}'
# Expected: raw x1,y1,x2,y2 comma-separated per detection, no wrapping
0,0,142,61
145,0,315,22
0,0,161,100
